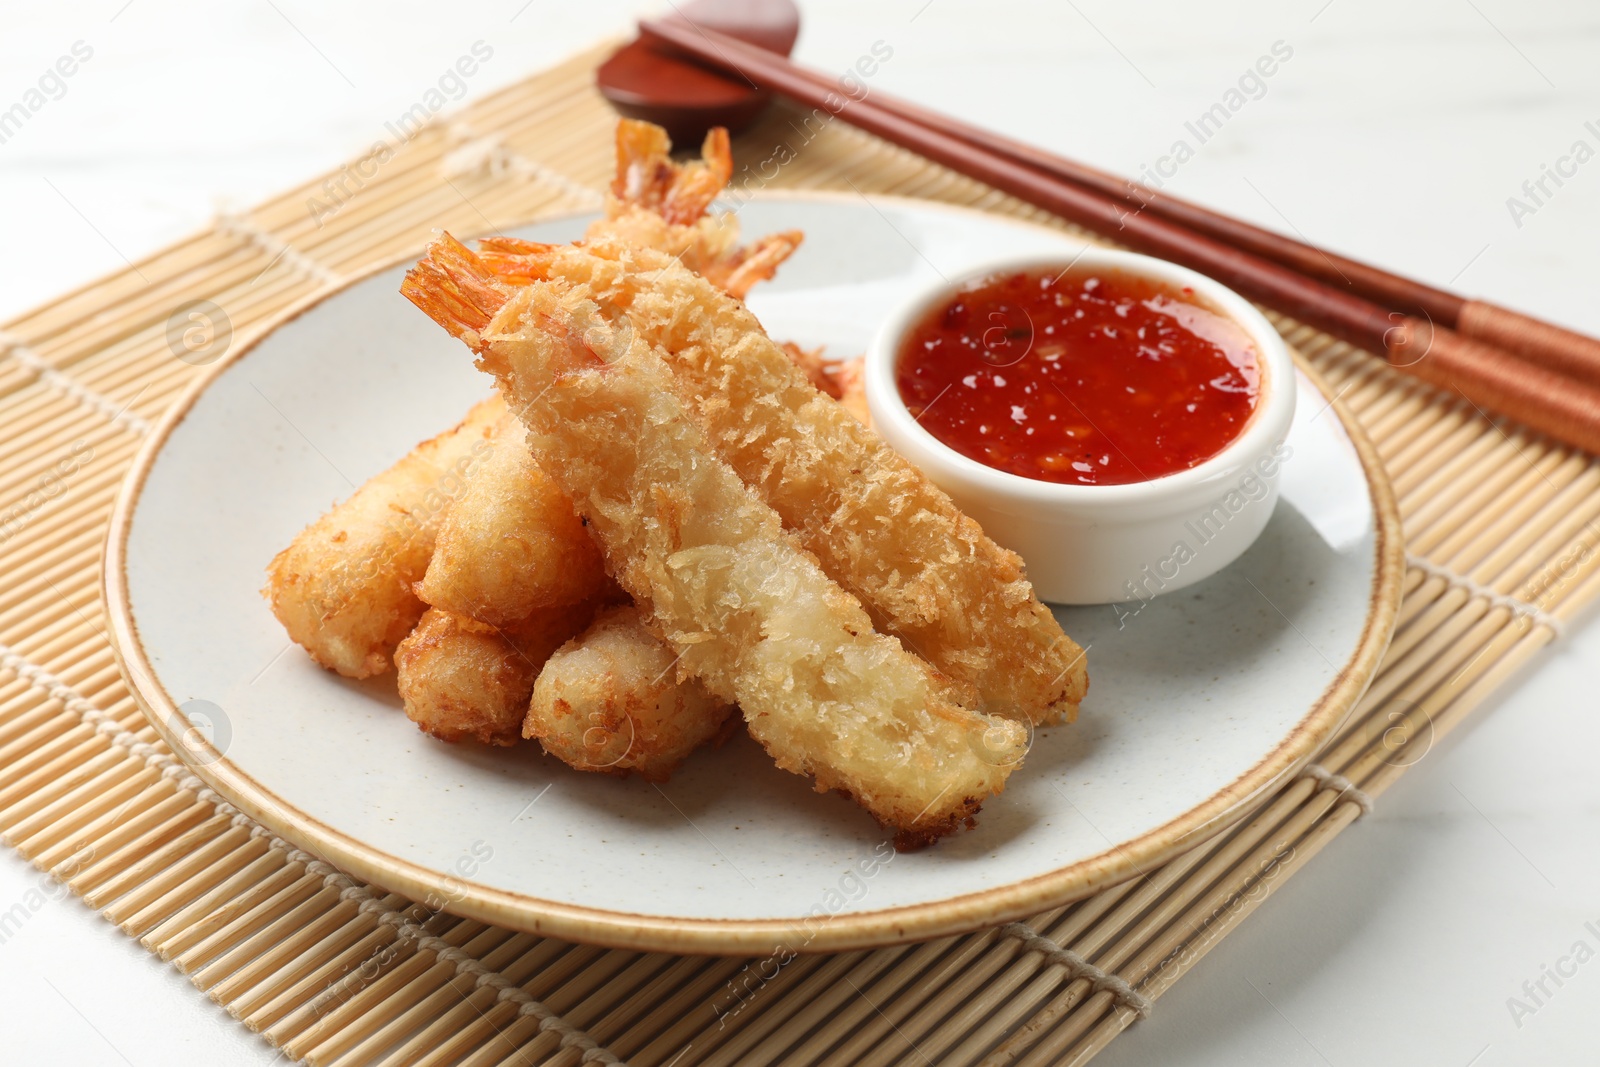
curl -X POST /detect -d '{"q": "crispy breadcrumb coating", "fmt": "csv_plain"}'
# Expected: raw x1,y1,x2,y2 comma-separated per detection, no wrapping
402,239,1027,843
472,239,1088,724
525,603,735,780
395,602,597,745
830,355,872,428
417,417,607,624
263,394,504,678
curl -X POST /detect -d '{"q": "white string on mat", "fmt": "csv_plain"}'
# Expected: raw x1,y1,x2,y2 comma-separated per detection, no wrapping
0,331,151,435
1000,922,1153,1018
1300,762,1375,816
215,213,346,288
0,642,626,1067
1407,553,1565,638
441,122,607,208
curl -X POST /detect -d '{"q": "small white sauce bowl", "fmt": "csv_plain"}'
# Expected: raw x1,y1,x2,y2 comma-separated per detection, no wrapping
866,249,1297,605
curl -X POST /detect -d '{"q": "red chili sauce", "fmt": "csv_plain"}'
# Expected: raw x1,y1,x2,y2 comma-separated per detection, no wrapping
896,268,1260,486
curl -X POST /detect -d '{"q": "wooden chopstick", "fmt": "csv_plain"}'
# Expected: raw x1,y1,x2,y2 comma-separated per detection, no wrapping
637,17,1600,455
769,62,1600,390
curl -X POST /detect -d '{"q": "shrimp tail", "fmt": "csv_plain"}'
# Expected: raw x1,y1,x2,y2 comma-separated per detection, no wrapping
610,119,732,225
401,232,510,343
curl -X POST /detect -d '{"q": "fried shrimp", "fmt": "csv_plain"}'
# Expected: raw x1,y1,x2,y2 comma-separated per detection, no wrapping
779,341,837,398
525,603,735,781
402,236,1026,844
775,347,869,427
699,230,805,301
395,602,597,745
609,119,731,226
471,239,1088,725
831,355,871,427
416,417,607,624
585,119,803,300
264,394,504,678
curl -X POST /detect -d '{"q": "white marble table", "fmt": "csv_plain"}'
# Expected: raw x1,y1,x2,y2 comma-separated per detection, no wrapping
3,2,1597,1063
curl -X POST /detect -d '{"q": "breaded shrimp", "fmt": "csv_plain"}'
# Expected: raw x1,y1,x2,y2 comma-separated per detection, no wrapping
779,341,836,398
263,394,503,678
416,417,607,624
776,345,871,426
402,237,1026,845
268,119,800,681
395,602,599,745
525,603,735,780
470,239,1088,725
584,119,802,299
699,230,805,301
830,355,871,428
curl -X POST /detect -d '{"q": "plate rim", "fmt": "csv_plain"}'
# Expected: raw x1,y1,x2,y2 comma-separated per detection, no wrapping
103,189,1406,955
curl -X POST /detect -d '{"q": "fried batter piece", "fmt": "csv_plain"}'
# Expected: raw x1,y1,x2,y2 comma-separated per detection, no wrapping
382,120,802,749
779,341,836,397
831,355,871,427
402,237,1026,844
408,409,729,764
416,417,607,624
395,602,598,745
781,346,870,428
587,119,803,301
263,394,504,678
525,603,735,780
471,239,1088,725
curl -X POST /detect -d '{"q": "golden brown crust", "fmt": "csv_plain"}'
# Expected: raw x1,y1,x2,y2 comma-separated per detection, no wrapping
400,249,1027,840
584,120,801,299
890,801,982,852
831,355,872,428
262,394,504,678
469,240,1088,724
416,418,607,624
394,602,597,745
525,603,735,781
779,341,839,398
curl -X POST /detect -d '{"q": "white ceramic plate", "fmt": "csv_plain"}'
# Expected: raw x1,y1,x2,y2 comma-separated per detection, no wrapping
106,193,1403,954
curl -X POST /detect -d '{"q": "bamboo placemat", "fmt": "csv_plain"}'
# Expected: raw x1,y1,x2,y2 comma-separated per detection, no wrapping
3,40,1597,1066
